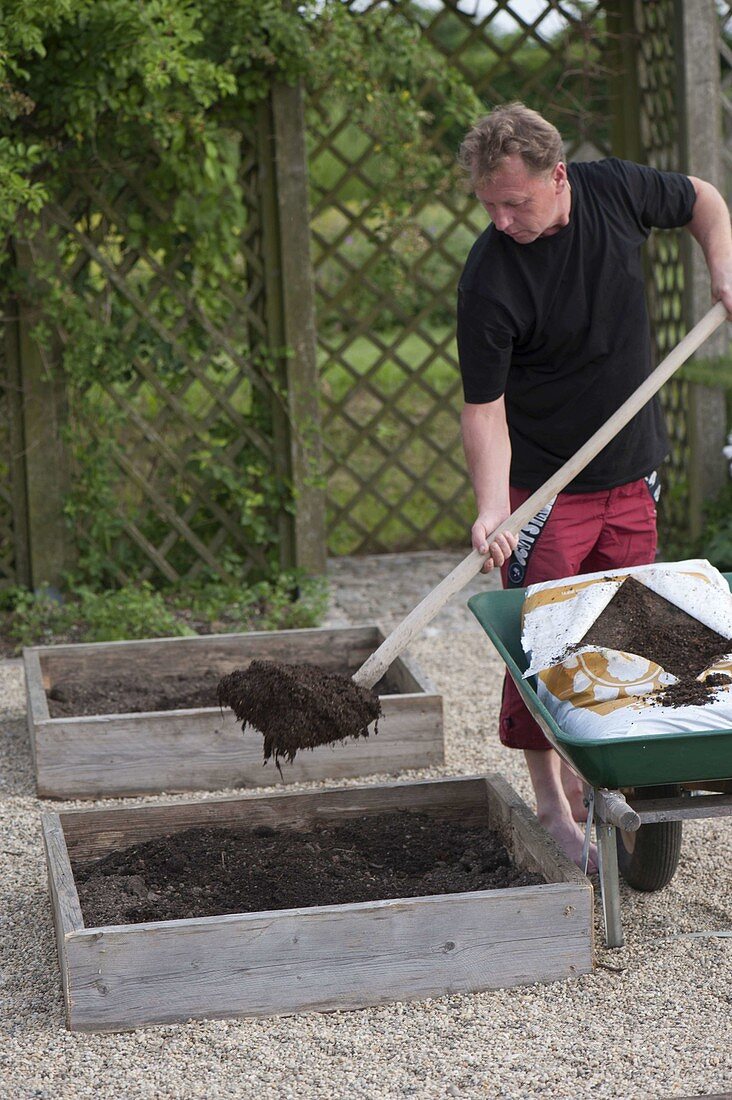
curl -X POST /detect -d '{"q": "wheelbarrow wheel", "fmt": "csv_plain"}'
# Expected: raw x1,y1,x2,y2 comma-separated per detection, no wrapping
616,785,683,892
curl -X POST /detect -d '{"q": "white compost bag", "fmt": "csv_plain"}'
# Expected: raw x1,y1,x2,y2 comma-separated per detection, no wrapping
522,560,732,741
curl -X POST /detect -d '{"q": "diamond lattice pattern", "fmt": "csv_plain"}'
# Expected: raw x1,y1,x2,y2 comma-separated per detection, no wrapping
310,0,645,555
41,144,277,585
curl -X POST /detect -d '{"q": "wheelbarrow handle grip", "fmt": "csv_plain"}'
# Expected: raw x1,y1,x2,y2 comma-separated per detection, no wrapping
596,789,641,832
353,302,728,690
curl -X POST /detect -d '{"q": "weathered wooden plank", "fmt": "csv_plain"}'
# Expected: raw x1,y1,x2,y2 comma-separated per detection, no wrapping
42,813,85,932
41,813,84,1026
632,793,732,823
29,625,415,689
23,646,47,770
29,624,383,677
482,771,525,842
483,773,591,890
33,692,442,800
23,647,49,717
61,776,489,861
64,883,591,1031
509,796,591,892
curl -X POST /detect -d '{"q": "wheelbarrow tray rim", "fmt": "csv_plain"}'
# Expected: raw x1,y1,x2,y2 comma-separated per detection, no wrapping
468,585,732,790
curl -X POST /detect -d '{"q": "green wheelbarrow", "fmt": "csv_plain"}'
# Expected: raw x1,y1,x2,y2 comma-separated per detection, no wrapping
468,581,732,948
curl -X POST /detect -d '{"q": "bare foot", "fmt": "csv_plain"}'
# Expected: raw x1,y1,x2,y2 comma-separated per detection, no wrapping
561,762,590,822
538,809,598,873
523,749,596,872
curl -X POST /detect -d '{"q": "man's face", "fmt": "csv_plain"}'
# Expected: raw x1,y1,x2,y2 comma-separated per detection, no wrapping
474,154,570,243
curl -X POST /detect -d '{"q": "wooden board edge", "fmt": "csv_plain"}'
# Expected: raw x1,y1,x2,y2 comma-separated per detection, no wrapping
34,755,448,803
27,624,386,660
379,692,443,707
23,648,50,722
512,804,592,891
41,811,85,1028
483,774,591,888
64,879,587,939
42,813,84,933
387,649,441,696
482,772,526,842
31,712,446,800
57,775,492,850
61,879,592,1031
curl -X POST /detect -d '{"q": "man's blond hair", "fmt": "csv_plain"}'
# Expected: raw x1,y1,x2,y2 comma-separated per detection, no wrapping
458,103,564,188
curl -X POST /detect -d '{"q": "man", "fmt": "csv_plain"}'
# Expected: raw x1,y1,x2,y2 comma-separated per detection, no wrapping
456,102,732,868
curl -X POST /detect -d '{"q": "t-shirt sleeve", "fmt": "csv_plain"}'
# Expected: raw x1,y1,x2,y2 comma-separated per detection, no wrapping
457,287,515,404
608,158,696,231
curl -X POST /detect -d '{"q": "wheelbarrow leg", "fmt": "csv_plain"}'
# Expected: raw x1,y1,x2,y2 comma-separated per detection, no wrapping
596,821,624,948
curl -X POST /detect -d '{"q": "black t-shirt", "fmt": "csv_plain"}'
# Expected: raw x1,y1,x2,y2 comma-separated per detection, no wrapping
457,158,696,491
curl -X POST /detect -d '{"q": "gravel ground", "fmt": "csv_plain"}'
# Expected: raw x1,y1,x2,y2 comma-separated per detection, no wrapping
1,551,731,1100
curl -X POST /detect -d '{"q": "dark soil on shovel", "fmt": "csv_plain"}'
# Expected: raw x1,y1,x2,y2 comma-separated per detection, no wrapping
218,660,382,767
73,811,545,927
577,576,732,707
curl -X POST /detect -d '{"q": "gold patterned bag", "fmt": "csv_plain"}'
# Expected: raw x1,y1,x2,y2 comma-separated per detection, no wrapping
521,560,732,741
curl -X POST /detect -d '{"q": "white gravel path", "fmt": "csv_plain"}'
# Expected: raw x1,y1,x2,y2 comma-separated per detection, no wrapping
1,551,731,1099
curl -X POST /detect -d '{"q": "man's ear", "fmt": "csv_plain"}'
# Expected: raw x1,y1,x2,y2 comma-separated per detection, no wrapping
553,161,568,190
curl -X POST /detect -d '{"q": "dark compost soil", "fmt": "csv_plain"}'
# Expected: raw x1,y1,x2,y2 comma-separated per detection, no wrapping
73,811,545,927
577,576,732,707
47,671,222,717
217,660,381,766
46,663,392,720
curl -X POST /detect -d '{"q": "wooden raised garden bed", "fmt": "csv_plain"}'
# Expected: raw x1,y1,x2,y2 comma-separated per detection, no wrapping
42,775,593,1032
23,625,443,799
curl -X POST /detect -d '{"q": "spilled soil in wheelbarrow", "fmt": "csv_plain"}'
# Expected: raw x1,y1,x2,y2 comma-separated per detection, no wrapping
577,576,732,707
73,811,545,927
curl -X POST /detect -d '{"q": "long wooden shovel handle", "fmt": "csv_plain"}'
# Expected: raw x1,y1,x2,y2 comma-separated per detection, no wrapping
353,301,728,689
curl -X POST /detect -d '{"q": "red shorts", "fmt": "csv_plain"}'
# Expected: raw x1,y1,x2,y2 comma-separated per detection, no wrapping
498,475,660,752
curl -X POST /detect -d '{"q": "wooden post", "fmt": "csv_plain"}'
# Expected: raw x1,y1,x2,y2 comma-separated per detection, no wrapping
11,226,72,591
257,83,326,576
607,0,643,163
4,295,32,588
675,0,729,538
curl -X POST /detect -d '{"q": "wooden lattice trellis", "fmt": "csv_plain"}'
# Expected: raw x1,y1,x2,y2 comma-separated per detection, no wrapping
309,0,614,555
1,84,323,590
45,147,276,585
309,0,718,556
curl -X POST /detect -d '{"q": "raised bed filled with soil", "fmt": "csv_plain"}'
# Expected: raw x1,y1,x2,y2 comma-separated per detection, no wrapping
23,625,443,799
42,775,593,1032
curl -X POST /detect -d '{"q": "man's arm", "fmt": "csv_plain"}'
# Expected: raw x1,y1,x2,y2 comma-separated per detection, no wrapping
686,176,732,314
461,398,517,573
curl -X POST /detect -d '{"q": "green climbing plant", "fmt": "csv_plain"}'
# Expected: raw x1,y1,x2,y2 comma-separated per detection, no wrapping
0,1,482,588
